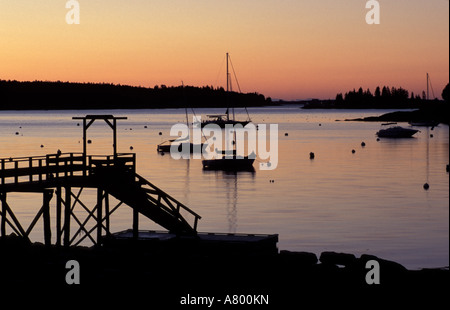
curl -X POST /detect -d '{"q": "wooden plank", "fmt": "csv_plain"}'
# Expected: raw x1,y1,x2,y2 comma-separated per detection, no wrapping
43,190,52,246
63,186,71,246
56,187,62,246
1,192,6,236
133,208,139,240
97,188,103,245
25,206,44,237
3,200,29,242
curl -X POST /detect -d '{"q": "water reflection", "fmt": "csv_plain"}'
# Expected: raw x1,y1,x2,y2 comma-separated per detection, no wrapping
202,170,255,233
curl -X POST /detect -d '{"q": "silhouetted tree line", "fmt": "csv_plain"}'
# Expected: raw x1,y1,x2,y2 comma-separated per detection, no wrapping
335,86,426,108
0,80,271,110
304,85,446,109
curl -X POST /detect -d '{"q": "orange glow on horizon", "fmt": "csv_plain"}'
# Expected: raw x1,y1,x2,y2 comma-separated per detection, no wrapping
0,1,448,100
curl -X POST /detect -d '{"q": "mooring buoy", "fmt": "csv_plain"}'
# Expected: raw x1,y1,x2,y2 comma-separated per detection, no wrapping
310,152,315,159
352,149,356,154
361,142,366,147
423,183,430,190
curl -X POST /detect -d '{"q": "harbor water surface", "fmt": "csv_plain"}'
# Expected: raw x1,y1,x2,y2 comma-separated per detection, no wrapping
0,106,448,269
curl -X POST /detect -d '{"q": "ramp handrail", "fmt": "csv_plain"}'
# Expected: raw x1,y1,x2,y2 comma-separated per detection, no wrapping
135,174,201,232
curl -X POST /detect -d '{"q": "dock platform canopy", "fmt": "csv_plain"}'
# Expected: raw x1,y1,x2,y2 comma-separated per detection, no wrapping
72,115,127,157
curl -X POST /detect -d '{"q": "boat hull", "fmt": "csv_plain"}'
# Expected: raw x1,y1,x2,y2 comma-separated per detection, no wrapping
376,127,419,138
157,142,203,153
201,120,250,128
202,157,255,171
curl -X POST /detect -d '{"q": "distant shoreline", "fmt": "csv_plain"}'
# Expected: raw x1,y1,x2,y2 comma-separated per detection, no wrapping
342,106,449,125
0,80,270,111
3,79,448,112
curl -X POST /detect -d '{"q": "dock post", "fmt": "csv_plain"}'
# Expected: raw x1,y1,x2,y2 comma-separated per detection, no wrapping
97,188,103,245
64,186,71,247
1,192,6,237
113,118,117,158
104,192,110,236
56,187,62,246
133,208,139,239
43,190,53,246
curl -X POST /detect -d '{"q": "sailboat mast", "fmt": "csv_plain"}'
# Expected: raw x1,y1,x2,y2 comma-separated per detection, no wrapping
427,73,429,101
226,52,229,93
182,81,190,132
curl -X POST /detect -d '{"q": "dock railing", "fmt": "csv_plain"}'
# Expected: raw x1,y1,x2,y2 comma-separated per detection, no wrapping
0,153,136,186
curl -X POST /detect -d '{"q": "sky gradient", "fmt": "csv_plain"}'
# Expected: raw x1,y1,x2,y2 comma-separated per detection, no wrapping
1,0,449,100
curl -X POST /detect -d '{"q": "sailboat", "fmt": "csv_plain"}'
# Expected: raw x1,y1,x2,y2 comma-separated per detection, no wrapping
157,84,204,153
408,73,440,127
201,53,251,128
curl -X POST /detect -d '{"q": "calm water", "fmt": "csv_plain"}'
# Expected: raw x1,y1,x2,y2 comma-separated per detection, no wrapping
0,107,448,269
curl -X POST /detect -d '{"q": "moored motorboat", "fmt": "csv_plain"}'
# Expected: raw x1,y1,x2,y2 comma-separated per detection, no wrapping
376,126,419,138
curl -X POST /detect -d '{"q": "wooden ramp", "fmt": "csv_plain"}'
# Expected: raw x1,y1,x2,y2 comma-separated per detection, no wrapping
0,153,201,246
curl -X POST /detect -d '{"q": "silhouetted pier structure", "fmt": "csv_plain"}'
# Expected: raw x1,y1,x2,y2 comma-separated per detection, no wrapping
0,115,201,247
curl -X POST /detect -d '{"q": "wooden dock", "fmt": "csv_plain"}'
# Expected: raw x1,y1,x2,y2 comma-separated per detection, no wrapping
0,115,201,247
105,229,279,255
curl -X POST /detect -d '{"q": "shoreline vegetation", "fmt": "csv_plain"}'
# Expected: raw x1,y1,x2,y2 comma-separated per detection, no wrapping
0,80,271,110
1,79,448,124
301,84,450,125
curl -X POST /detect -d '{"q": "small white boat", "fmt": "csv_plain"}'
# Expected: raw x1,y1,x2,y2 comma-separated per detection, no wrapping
376,126,419,138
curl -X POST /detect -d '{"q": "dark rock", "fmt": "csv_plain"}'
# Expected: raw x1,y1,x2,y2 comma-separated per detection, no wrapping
319,251,357,267
279,250,318,266
355,254,409,285
359,254,407,273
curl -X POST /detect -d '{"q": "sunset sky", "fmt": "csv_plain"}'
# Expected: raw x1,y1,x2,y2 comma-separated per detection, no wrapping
1,0,448,100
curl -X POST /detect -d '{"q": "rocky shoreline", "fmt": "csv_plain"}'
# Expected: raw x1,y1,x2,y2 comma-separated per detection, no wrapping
0,235,448,307
343,106,449,125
